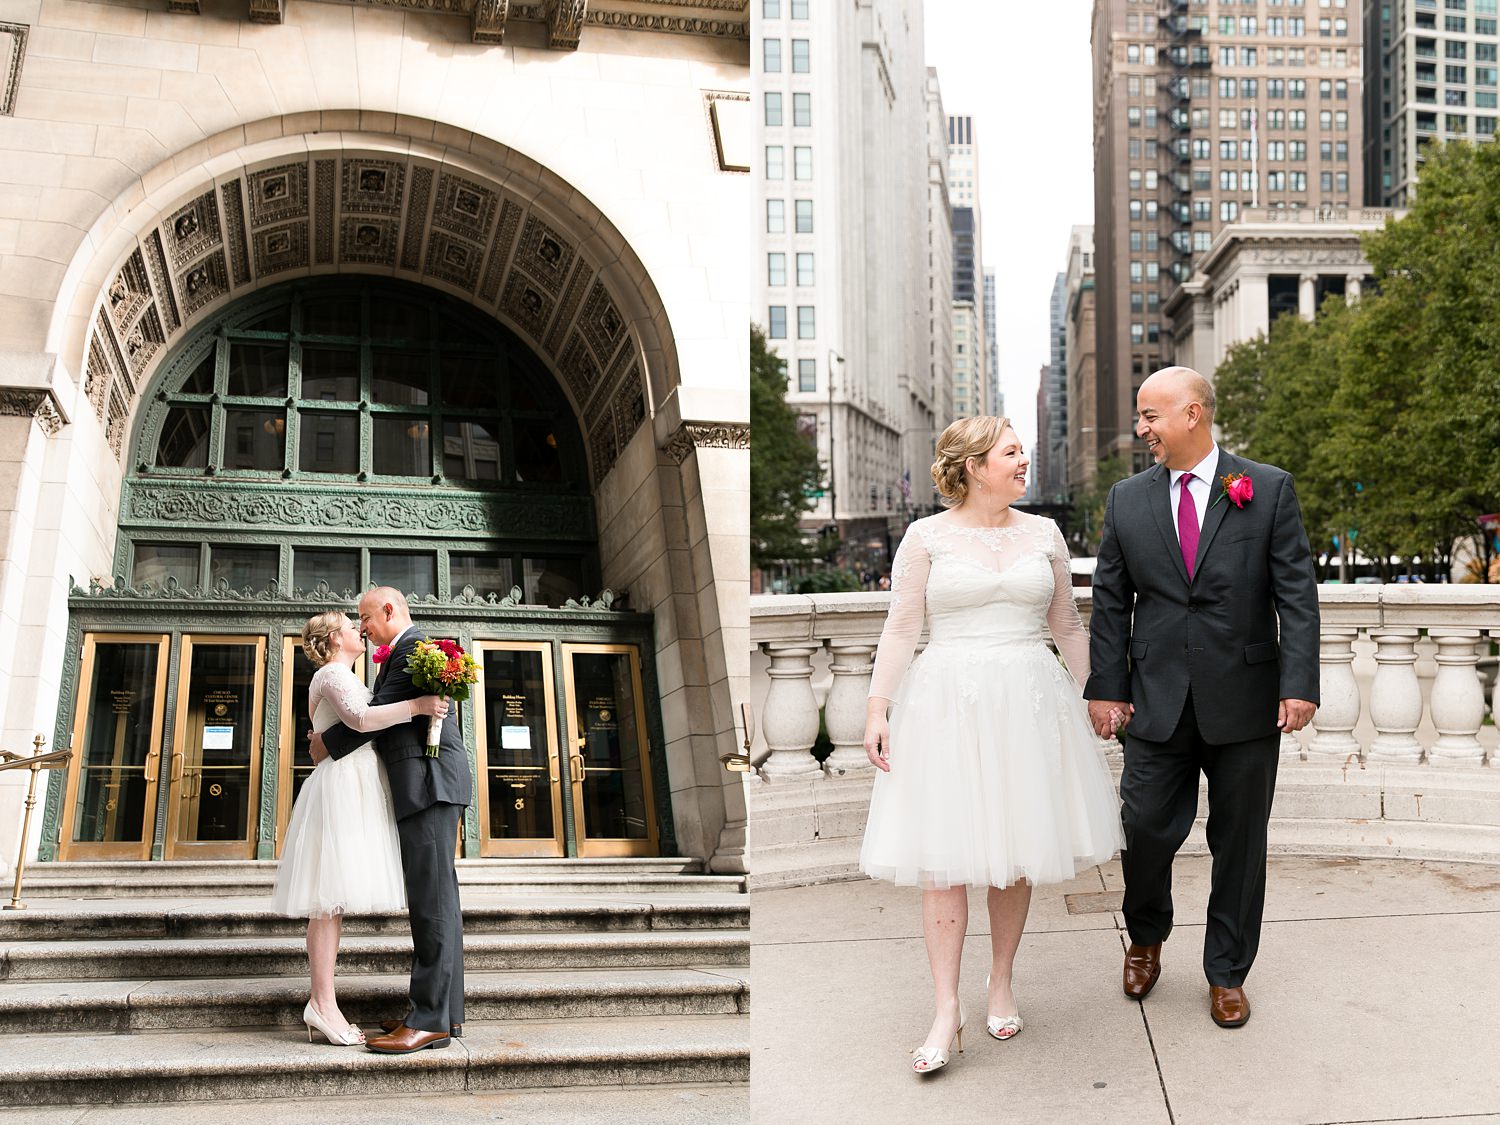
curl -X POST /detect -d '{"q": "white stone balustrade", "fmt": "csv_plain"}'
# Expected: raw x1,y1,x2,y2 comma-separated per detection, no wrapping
748,584,1500,888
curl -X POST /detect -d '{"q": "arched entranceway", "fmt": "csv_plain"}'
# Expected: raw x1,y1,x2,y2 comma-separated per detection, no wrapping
28,120,748,872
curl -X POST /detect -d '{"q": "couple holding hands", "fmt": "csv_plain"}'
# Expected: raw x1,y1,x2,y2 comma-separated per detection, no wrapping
860,366,1321,1074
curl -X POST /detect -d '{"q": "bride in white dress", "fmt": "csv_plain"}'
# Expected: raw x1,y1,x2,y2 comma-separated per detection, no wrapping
270,610,448,1045
861,416,1124,1075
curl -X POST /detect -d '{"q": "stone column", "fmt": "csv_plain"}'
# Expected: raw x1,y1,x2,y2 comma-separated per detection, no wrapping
1299,272,1318,320
1307,630,1363,760
822,641,876,778
1346,273,1363,304
1238,271,1271,341
758,643,823,781
1428,630,1485,767
1367,629,1424,763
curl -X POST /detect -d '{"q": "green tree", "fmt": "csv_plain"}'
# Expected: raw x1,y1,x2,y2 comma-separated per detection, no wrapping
1071,453,1135,555
750,326,824,569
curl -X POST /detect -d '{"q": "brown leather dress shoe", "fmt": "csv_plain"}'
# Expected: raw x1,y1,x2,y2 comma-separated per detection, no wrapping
1209,985,1251,1028
1122,942,1163,999
378,1019,462,1039
365,1025,452,1054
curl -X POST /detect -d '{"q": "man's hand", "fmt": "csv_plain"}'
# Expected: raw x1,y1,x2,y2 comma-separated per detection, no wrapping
308,730,328,764
1277,698,1316,733
1088,699,1133,739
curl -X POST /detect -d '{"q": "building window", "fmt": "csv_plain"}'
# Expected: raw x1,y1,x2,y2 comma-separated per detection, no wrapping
791,0,808,16
767,199,785,232
1131,323,1144,344
1130,292,1144,313
1447,65,1469,84
1336,171,1349,192
791,38,810,71
795,199,813,232
1129,200,1142,219
1478,66,1499,85
764,38,781,72
1289,78,1306,99
1290,170,1308,191
796,252,814,286
768,253,786,286
768,306,787,338
765,92,783,126
793,92,812,126
1193,231,1212,251
1479,115,1498,134
797,306,815,339
765,145,784,179
798,358,815,392
763,0,779,16
1130,261,1143,282
793,146,812,179
1130,231,1142,251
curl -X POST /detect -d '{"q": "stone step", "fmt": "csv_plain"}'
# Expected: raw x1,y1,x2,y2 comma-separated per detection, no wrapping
0,966,750,1033
0,930,749,981
0,1016,748,1106
0,896,749,942
28,857,707,878
22,871,745,899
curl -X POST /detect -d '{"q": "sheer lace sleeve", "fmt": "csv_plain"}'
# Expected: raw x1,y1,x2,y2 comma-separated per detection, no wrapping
869,524,932,703
311,664,416,733
1045,521,1092,688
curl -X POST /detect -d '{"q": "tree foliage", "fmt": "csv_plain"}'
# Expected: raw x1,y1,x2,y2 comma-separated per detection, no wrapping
1071,453,1136,555
1214,140,1500,580
749,326,824,569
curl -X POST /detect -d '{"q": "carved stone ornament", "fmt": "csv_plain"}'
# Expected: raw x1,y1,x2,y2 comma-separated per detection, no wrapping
0,22,27,117
472,0,509,43
248,0,284,22
660,421,749,464
0,388,67,436
547,0,587,49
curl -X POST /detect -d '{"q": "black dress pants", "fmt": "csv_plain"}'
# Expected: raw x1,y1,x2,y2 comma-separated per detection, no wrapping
396,800,466,1032
1119,692,1280,988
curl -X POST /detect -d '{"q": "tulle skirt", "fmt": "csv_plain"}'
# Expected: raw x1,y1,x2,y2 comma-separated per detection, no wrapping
860,639,1125,890
271,744,407,918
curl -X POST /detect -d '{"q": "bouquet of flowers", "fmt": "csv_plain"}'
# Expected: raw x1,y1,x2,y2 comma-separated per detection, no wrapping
406,639,479,756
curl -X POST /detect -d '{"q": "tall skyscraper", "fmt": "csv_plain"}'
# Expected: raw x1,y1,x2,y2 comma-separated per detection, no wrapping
756,0,929,556
1091,0,1363,473
1063,225,1099,495
948,114,987,418
924,67,955,450
1041,272,1069,503
1366,0,1500,206
983,268,1001,418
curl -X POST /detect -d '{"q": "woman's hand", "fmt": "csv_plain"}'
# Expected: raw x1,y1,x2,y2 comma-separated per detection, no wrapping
864,703,892,772
412,695,450,719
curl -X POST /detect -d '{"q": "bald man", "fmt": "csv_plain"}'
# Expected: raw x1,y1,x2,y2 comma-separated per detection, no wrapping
1084,366,1319,1029
310,586,472,1053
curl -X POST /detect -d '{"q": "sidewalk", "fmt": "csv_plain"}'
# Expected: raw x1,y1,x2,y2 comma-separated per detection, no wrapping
750,856,1500,1125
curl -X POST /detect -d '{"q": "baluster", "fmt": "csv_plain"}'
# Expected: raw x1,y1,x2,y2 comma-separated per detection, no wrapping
1308,630,1362,760
1492,630,1500,767
1367,629,1424,763
822,641,877,777
758,643,824,781
1280,730,1303,759
1429,630,1485,767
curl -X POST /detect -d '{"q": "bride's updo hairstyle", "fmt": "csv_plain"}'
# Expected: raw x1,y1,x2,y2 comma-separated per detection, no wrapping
931,415,1010,506
301,611,347,667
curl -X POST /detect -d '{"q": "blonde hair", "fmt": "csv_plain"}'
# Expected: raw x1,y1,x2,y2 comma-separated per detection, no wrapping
301,611,347,667
931,415,1010,506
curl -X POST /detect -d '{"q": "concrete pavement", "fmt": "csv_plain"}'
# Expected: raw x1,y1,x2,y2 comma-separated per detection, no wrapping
750,856,1500,1125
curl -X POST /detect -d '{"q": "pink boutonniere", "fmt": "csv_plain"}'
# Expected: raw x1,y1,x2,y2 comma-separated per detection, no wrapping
372,644,392,665
1211,472,1254,511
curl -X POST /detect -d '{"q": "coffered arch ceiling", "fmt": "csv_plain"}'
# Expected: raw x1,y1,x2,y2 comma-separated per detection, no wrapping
79,129,673,488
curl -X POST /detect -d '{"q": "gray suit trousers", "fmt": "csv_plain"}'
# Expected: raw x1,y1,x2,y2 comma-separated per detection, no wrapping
397,801,465,1032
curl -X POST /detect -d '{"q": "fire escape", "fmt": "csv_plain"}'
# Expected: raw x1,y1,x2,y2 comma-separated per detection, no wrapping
1164,0,1208,287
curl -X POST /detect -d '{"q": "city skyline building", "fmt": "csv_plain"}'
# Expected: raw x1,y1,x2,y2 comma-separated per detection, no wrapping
1039,272,1070,503
1091,0,1364,474
756,0,929,558
948,113,988,418
1366,0,1500,207
1064,225,1100,496
921,66,956,504
983,267,1002,418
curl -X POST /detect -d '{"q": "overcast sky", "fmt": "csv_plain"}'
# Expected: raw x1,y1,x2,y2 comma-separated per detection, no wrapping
924,0,1095,452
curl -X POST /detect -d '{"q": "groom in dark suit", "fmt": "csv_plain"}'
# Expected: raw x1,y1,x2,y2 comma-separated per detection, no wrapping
1085,366,1320,1028
309,586,471,1053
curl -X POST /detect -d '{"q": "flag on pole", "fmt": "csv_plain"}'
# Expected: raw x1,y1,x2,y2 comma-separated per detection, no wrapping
898,469,912,501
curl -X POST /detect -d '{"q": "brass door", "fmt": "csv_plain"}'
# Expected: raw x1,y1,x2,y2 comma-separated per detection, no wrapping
165,635,266,859
57,634,170,860
562,644,658,858
473,642,564,856
276,638,369,856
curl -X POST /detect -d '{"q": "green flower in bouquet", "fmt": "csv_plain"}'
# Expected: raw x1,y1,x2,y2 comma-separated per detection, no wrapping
406,638,479,757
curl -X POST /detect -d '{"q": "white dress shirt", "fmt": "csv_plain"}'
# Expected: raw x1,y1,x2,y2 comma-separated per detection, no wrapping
1169,444,1219,544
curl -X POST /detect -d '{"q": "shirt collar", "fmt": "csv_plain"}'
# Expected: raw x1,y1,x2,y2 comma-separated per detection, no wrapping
1171,444,1219,490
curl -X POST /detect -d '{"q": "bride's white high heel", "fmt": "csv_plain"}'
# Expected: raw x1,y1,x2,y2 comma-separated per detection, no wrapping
985,974,1024,1041
911,1002,965,1074
303,1000,365,1045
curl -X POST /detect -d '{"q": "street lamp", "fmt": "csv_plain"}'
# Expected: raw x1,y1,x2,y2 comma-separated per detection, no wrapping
827,350,845,536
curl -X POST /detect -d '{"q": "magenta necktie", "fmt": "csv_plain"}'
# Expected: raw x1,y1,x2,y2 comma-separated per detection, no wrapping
1177,475,1200,579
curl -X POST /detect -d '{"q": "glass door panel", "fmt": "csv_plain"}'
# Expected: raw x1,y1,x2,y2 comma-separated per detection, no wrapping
474,642,564,856
562,645,658,857
166,636,265,859
58,635,169,860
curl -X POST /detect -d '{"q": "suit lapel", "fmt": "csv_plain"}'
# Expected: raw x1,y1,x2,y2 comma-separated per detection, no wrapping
1191,451,1236,583
1148,464,1192,586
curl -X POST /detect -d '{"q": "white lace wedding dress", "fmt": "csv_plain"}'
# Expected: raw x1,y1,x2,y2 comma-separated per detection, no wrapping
860,512,1125,889
270,662,407,918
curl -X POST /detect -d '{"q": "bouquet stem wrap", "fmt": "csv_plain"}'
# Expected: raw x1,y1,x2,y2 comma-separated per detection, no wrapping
427,715,443,749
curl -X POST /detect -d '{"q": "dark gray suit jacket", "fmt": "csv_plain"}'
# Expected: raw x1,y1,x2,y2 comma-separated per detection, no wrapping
1084,450,1321,744
322,628,474,821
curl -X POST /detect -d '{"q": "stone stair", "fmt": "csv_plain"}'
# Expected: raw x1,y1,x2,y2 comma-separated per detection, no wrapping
0,863,749,1108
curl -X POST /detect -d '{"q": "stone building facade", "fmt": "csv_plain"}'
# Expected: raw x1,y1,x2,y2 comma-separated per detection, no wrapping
0,0,750,873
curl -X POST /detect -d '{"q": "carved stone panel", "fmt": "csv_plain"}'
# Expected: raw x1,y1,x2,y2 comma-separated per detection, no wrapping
252,222,310,276
577,280,626,369
555,330,603,407
0,22,26,117
247,162,310,228
424,230,483,292
472,0,509,43
107,251,151,333
400,166,434,271
145,230,181,332
499,270,555,343
513,214,575,297
547,0,586,50
220,179,252,289
164,192,223,270
432,172,498,244
313,160,335,265
478,198,523,304
180,250,230,316
342,159,406,217
340,217,399,266
544,262,593,357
